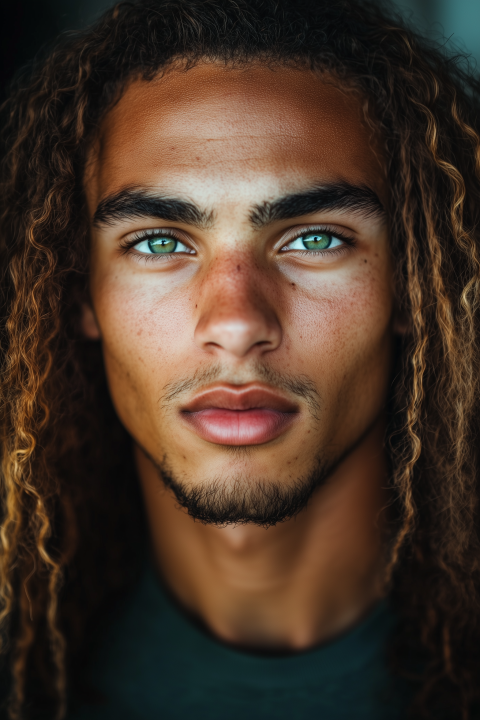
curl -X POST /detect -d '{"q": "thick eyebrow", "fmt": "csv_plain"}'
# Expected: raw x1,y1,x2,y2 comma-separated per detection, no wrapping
249,183,385,228
93,188,214,229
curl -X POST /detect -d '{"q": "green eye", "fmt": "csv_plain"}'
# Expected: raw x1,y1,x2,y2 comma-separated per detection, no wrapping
148,237,178,253
132,235,191,255
285,232,343,253
302,233,332,250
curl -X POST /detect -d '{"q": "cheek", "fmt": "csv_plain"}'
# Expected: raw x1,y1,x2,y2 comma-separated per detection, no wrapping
91,270,196,421
287,266,394,411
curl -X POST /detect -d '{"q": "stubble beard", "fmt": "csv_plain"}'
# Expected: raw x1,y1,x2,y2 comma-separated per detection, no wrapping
151,450,338,528
149,363,338,527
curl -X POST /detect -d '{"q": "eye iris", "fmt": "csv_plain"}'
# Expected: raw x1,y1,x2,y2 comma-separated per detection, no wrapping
302,233,332,250
148,237,177,254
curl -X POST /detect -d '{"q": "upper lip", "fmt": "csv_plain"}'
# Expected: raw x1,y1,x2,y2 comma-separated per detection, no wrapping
181,384,299,413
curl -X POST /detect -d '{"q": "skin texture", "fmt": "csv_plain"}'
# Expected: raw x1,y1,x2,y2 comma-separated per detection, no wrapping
84,63,397,649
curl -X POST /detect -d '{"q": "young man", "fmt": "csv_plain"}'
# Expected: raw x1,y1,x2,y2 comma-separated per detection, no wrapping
1,0,479,718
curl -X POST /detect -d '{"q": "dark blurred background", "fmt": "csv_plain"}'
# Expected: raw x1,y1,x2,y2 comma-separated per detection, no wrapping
1,0,479,102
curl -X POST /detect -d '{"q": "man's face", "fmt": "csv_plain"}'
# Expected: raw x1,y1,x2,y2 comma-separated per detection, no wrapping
85,63,394,524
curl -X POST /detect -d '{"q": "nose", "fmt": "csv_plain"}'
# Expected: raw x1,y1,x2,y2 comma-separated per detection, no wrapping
194,261,282,359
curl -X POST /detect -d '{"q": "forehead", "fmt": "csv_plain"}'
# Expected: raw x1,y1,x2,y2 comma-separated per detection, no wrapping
87,63,385,206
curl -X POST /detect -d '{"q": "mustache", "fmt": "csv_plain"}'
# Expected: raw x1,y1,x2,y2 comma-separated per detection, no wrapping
160,362,321,419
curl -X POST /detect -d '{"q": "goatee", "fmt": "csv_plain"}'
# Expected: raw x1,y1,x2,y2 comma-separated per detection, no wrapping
154,454,334,528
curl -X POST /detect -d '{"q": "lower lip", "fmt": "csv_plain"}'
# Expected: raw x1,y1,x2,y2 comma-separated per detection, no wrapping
182,408,296,445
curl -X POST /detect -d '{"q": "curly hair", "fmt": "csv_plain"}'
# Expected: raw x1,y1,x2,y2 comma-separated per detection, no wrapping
1,0,480,717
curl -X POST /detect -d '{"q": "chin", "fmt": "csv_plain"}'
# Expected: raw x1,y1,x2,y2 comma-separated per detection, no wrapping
151,451,334,527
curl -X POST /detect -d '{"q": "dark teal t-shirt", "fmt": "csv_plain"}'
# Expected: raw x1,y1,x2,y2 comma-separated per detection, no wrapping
69,566,410,719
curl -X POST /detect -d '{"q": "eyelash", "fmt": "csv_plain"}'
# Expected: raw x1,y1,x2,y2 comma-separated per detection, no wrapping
282,227,356,256
119,226,356,260
119,229,189,263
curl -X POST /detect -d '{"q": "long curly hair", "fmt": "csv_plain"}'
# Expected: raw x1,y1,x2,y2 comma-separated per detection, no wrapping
1,0,480,717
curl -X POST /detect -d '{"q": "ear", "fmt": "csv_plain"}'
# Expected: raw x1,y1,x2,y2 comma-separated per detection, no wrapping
80,302,101,340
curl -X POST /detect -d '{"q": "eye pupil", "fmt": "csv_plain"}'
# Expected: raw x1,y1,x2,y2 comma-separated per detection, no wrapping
302,233,331,251
148,237,177,254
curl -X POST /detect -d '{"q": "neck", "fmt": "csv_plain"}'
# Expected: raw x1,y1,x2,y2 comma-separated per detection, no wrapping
136,419,388,652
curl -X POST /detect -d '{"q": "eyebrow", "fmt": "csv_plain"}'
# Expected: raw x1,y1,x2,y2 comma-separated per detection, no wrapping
93,182,384,230
249,183,385,228
93,188,214,229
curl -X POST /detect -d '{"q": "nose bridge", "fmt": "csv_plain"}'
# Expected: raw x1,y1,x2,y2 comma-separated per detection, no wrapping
194,254,282,359
210,255,260,311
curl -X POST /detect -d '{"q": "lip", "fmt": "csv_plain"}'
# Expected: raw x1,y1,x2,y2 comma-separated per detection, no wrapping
180,384,299,446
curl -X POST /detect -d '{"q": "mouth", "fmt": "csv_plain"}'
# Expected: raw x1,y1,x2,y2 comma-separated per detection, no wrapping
180,384,300,446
